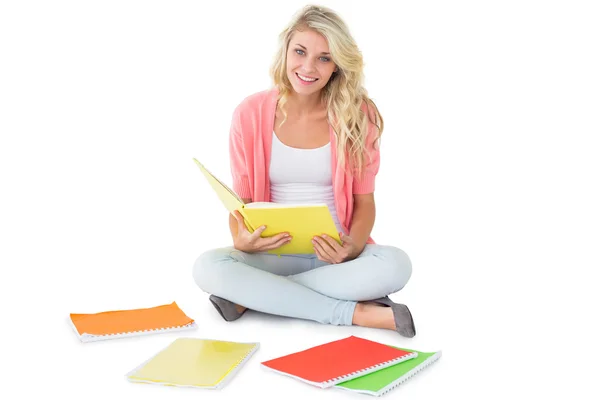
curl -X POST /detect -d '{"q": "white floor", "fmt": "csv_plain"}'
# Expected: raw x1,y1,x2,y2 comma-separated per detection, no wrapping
61,289,447,400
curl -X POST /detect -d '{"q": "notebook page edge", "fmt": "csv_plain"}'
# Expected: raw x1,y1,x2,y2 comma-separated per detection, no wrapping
321,355,413,389
334,350,442,395
259,363,328,388
214,343,260,389
193,158,244,207
80,322,197,343
376,351,442,396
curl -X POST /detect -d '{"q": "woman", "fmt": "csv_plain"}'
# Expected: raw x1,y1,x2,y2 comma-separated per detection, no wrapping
193,5,416,337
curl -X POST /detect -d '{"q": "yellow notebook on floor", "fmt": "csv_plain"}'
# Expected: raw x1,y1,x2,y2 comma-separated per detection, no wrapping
126,338,259,389
193,158,341,254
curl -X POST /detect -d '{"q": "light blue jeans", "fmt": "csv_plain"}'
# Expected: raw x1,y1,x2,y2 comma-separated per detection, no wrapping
192,244,412,326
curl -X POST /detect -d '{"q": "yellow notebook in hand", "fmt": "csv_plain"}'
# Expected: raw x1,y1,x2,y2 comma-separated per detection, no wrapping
125,338,259,389
193,158,341,254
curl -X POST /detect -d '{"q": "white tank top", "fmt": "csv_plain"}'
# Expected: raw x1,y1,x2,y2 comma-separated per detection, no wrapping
269,131,343,233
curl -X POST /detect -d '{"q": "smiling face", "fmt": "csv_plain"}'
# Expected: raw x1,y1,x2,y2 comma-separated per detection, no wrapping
286,28,338,97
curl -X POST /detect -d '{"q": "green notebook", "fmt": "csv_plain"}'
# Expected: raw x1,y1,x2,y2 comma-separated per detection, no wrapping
335,347,441,396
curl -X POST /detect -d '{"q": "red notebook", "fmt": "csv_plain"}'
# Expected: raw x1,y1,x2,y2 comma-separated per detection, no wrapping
260,335,418,388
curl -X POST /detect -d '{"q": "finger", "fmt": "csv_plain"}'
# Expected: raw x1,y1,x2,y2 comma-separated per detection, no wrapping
313,235,336,255
313,237,336,261
249,225,267,240
255,231,288,248
232,210,247,231
262,235,292,250
315,245,335,263
231,210,242,221
313,244,328,262
319,234,344,252
260,231,289,243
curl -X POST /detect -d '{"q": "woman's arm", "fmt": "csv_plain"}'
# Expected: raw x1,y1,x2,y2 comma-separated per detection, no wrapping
348,192,376,258
347,102,380,258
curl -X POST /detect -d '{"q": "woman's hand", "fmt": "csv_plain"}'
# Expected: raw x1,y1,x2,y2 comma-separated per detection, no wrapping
312,232,361,264
231,210,291,253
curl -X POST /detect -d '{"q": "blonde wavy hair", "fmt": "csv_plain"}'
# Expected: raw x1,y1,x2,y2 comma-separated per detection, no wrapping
269,4,384,177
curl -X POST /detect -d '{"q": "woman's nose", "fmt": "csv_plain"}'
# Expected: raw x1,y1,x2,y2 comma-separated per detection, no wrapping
301,58,317,73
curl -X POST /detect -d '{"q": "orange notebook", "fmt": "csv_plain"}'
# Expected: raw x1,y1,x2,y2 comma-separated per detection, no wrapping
261,335,418,388
69,301,197,342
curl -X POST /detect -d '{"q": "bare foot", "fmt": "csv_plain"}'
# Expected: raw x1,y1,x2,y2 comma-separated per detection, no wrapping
352,303,396,330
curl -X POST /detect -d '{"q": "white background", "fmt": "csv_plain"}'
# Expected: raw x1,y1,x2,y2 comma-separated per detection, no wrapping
1,1,599,399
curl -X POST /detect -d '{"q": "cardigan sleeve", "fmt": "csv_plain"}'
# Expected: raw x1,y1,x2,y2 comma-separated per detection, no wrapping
229,105,252,199
352,102,382,194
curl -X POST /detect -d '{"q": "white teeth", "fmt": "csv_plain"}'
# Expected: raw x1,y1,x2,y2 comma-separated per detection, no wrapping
297,73,317,82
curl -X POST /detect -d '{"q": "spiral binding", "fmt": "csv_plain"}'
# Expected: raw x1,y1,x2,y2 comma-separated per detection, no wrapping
214,342,260,389
334,351,442,396
378,352,442,396
321,352,419,387
74,321,198,342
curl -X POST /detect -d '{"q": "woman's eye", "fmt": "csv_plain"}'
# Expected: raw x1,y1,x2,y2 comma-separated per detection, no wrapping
320,57,331,62
295,49,305,55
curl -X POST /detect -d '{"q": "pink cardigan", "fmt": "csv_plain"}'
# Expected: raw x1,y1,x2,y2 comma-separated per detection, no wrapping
228,88,380,244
